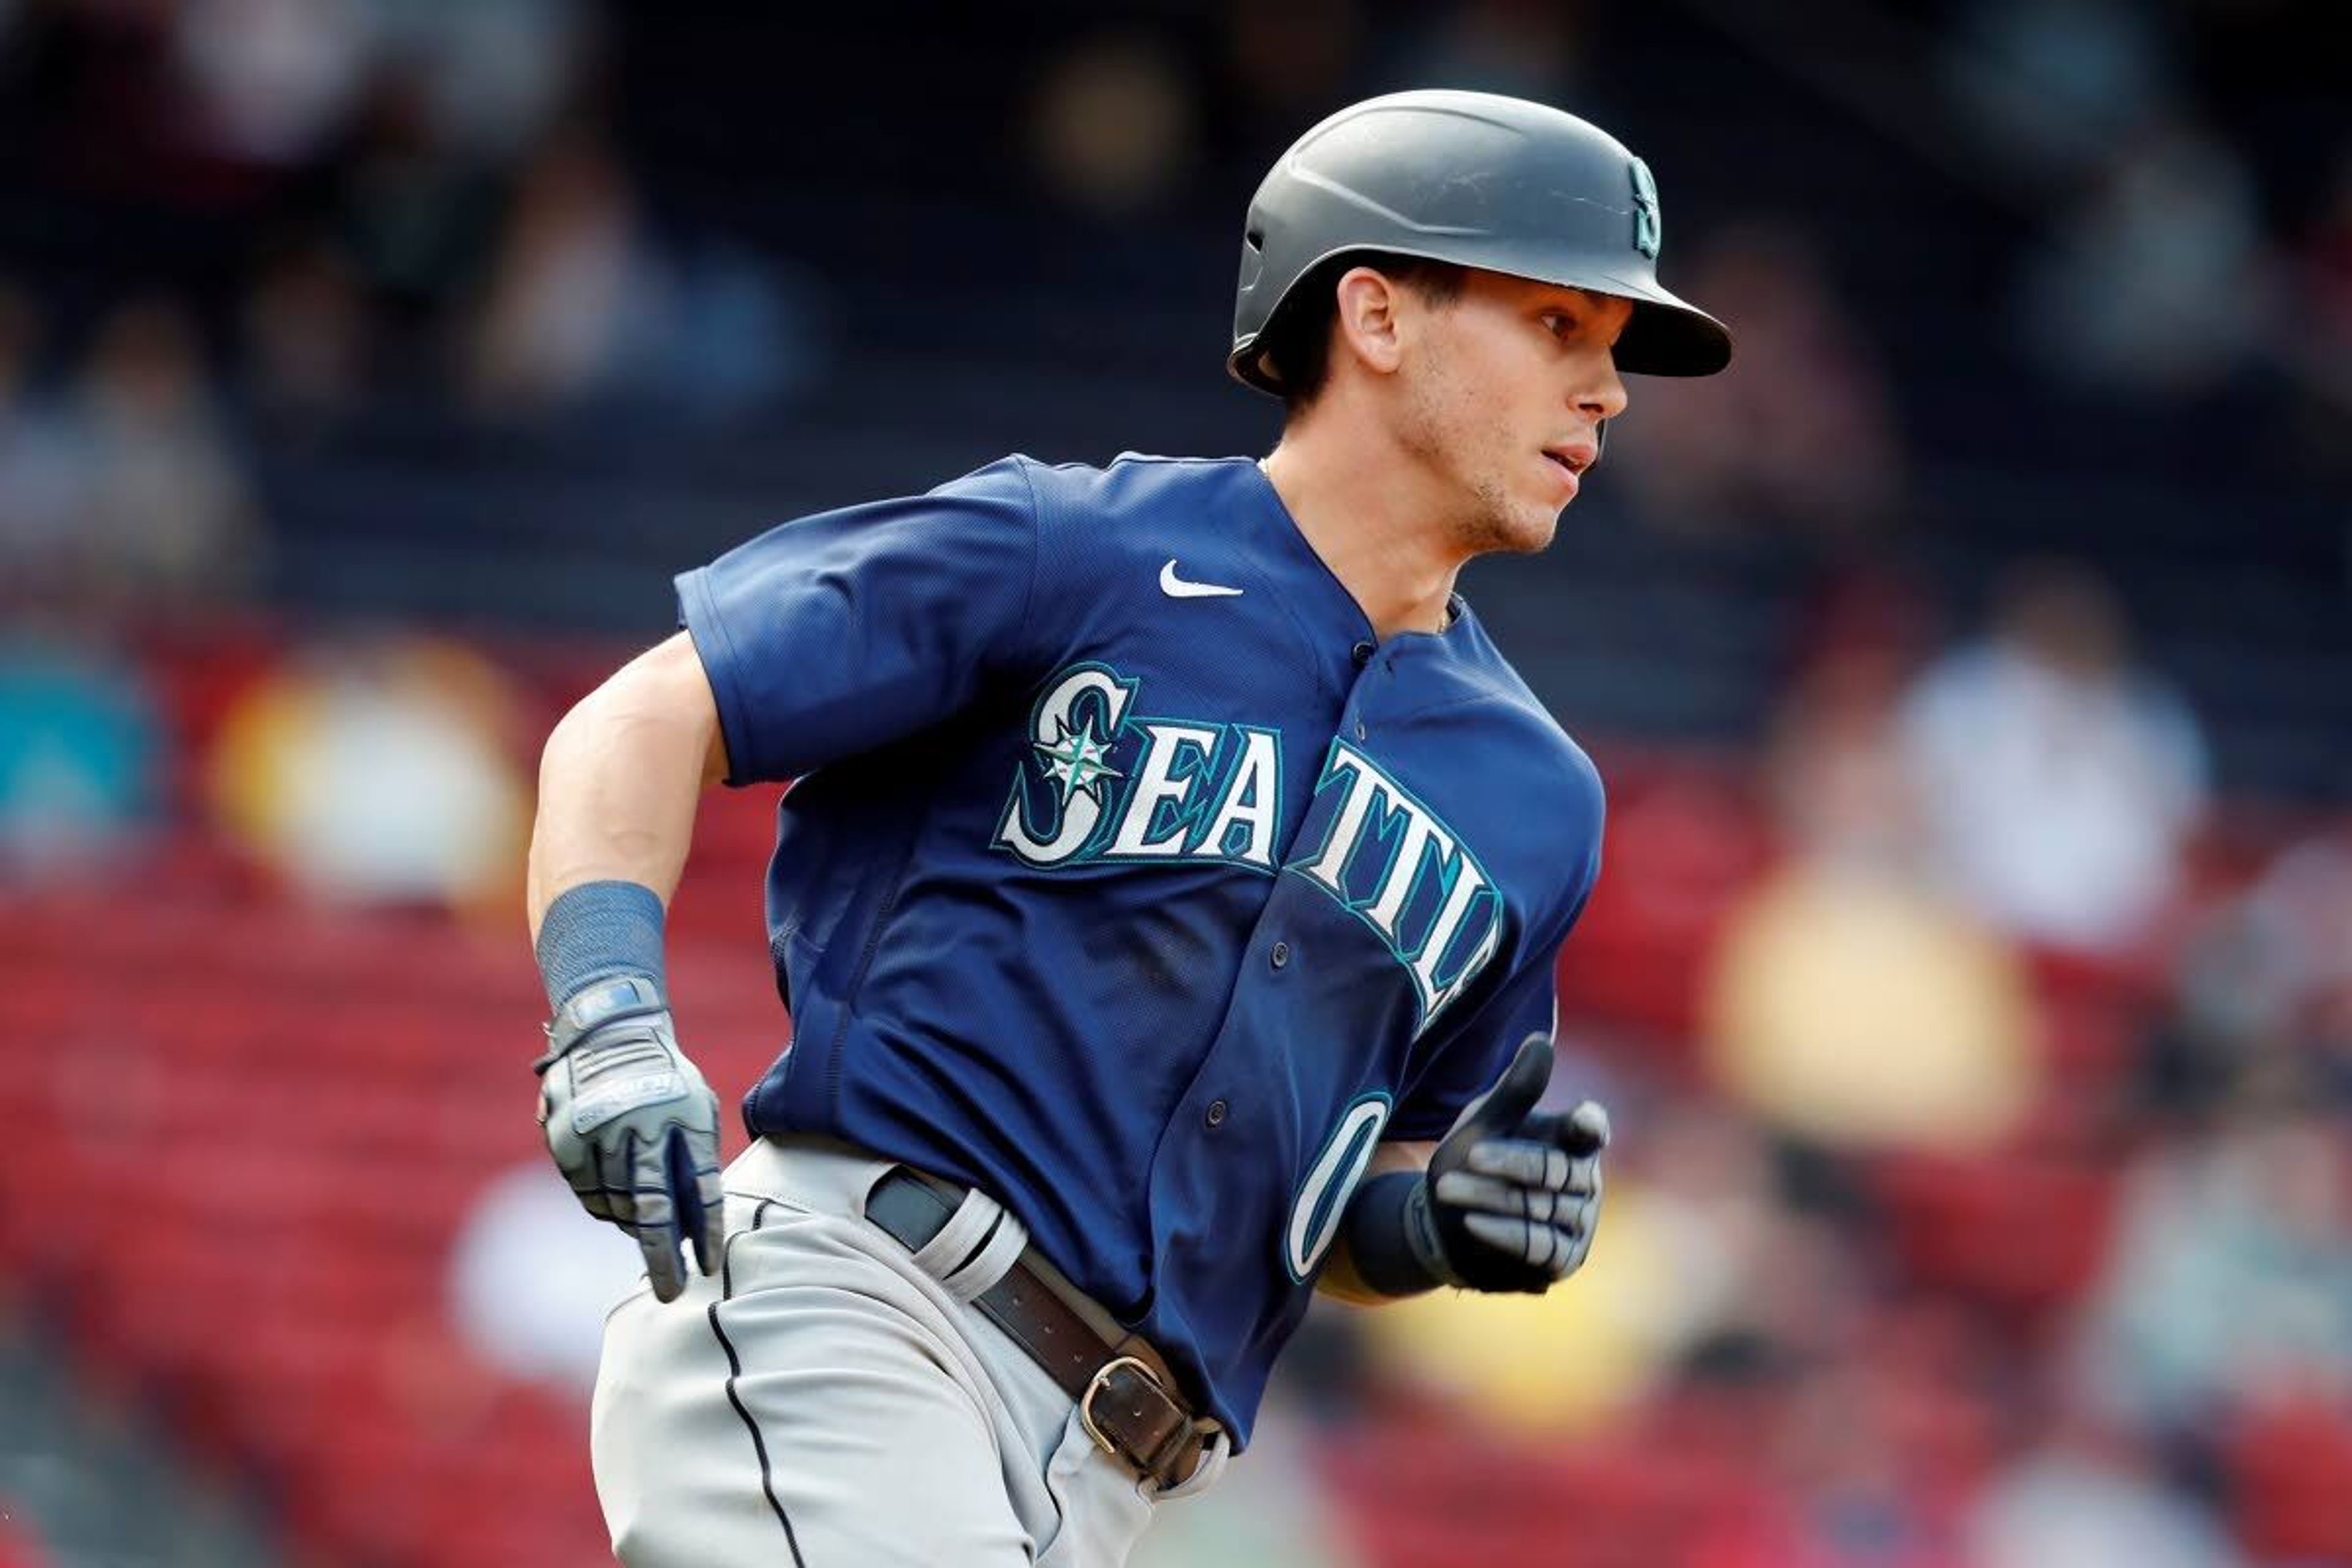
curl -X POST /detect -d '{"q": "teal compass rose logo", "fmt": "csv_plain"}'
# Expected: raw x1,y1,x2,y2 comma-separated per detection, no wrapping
1036,715,1122,804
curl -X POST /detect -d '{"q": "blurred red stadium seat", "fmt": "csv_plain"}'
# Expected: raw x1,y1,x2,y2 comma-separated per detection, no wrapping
0,1509,56,1568
1555,752,1775,1055
1320,1405,1790,1568
2227,1395,2352,1563
1868,1147,2120,1331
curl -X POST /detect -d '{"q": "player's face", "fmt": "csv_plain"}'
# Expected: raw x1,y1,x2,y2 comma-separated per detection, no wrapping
1395,273,1632,555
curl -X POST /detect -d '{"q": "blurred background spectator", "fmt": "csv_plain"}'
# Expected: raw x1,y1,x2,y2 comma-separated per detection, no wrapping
1964,1398,2247,1568
241,236,369,426
1,4,2345,1567
1027,33,1198,216
0,282,82,587
1609,222,1908,547
69,298,264,609
1898,560,2209,956
1703,612,2044,1152
2018,117,2273,402
0,628,161,878
1940,0,2174,183
205,635,529,907
443,1159,643,1401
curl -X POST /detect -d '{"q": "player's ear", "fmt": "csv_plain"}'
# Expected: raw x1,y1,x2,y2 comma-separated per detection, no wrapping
1331,266,1406,377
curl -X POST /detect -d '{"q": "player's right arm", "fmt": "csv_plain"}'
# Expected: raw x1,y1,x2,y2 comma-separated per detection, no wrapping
529,456,1042,1299
527,630,728,936
525,631,732,1304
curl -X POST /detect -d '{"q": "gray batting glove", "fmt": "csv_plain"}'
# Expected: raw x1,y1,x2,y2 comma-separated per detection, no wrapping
535,974,726,1303
1419,1033,1608,1294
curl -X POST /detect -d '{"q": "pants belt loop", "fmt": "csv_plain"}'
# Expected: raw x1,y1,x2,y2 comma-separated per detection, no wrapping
906,1188,1004,1283
940,1206,1030,1304
1153,1428,1230,1501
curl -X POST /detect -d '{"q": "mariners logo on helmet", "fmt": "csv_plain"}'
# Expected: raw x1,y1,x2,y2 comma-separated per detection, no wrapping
1630,157,1662,260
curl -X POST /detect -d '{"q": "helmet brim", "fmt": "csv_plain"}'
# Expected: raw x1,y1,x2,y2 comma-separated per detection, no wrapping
1608,281,1734,378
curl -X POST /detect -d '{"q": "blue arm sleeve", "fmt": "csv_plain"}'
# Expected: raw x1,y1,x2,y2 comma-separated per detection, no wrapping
677,456,1042,785
534,879,666,1012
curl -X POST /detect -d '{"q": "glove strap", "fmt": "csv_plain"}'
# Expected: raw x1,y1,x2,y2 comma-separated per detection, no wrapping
534,973,669,1074
1338,1172,1463,1297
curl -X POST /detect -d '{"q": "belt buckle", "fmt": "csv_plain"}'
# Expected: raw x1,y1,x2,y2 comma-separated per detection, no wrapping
1079,1355,1163,1462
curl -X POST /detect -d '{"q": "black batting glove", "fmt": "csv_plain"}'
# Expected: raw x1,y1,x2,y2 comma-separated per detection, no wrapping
1416,1032,1609,1294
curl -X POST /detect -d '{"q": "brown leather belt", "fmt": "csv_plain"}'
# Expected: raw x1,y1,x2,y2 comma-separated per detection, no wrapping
865,1166,1213,1489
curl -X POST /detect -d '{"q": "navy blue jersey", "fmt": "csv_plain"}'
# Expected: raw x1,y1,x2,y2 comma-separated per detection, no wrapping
677,454,1604,1442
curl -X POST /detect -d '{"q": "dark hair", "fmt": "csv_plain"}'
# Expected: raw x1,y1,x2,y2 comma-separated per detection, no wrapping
1259,251,1467,415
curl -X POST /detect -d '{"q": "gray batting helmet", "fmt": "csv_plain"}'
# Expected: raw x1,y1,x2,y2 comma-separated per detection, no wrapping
1229,89,1734,394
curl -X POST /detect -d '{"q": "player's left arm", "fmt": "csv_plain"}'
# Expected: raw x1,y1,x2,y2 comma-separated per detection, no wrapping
1322,750,1611,1302
1322,852,1609,1301
1318,1031,1610,1302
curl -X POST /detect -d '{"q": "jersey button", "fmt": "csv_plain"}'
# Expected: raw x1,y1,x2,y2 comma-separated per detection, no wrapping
1351,640,1374,667
1270,940,1290,969
1205,1099,1229,1128
1354,718,1366,741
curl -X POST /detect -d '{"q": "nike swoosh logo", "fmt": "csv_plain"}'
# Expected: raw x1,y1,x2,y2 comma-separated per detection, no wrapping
1159,559,1244,598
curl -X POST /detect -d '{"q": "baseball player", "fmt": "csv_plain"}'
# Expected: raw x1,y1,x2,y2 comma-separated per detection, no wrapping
526,89,1731,1566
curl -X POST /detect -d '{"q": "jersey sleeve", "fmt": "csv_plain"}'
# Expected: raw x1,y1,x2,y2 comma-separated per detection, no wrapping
1387,946,1563,1142
1387,752,1605,1142
676,457,1042,785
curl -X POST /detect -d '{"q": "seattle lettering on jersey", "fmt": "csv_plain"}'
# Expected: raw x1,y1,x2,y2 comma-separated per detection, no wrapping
993,663,1503,1033
1286,741,1504,1033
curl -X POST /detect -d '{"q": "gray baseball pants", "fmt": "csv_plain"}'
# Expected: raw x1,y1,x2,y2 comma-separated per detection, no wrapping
590,1134,1227,1567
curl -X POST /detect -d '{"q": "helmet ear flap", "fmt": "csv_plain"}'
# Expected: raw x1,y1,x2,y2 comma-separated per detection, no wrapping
1239,227,1267,290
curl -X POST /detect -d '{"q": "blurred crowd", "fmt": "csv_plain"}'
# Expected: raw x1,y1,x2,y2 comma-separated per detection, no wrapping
1,0,2346,581
2,1,2348,1567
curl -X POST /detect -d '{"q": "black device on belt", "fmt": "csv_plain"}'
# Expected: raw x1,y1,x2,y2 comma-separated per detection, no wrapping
864,1166,1213,1489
